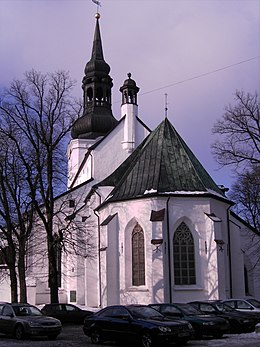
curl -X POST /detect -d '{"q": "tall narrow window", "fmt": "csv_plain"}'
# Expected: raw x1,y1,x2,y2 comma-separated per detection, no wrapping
173,222,196,285
132,223,145,286
244,266,249,296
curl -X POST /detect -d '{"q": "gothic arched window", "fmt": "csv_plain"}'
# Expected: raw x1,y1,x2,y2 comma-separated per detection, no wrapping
173,222,196,285
132,223,145,286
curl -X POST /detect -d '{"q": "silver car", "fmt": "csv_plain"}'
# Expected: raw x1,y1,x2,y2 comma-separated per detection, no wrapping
0,302,62,340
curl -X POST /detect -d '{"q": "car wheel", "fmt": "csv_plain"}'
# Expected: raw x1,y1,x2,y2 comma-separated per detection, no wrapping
91,329,103,344
194,331,203,339
140,331,153,347
48,333,59,340
212,332,223,339
14,325,25,340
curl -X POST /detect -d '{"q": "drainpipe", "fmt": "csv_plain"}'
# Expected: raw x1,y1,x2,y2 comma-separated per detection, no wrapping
166,196,172,303
226,205,233,298
93,189,102,307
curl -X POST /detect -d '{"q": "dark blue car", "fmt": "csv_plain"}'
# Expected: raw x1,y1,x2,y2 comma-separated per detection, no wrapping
83,304,194,347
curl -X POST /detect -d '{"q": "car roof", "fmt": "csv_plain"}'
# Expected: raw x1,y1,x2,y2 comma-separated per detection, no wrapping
9,303,31,306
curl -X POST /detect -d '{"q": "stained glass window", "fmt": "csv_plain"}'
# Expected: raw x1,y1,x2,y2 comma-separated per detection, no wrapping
132,223,145,286
173,222,196,285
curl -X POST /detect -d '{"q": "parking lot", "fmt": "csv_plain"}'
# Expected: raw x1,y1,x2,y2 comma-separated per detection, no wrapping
0,324,259,347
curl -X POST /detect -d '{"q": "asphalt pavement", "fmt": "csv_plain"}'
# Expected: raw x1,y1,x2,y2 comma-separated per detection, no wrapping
0,324,259,346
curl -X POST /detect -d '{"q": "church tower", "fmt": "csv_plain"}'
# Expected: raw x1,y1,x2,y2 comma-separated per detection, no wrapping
120,73,140,153
67,13,118,187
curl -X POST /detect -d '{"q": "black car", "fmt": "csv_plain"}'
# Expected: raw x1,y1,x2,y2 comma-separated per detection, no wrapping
83,304,194,347
149,303,230,339
189,301,257,333
0,302,62,340
41,303,93,324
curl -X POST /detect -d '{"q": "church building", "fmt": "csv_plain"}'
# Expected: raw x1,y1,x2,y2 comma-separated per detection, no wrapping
1,13,259,307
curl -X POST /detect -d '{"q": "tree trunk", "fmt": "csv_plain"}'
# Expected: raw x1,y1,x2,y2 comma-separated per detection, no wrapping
18,240,27,303
8,259,18,303
5,244,18,303
48,239,59,303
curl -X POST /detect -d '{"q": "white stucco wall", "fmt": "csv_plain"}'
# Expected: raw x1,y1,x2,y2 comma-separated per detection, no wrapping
97,194,233,306
69,117,149,189
230,214,260,300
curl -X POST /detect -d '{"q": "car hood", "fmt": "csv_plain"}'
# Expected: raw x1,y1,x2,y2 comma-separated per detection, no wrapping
17,316,61,325
141,317,189,327
185,314,225,322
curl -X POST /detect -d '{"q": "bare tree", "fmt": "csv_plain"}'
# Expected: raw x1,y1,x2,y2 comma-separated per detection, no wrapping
212,90,260,231
229,166,260,232
0,70,82,303
0,131,38,303
212,90,260,168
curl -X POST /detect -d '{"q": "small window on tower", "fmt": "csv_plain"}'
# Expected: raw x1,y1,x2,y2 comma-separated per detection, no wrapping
69,200,75,208
70,290,76,303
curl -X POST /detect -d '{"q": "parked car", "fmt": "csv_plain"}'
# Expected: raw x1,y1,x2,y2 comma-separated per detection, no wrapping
245,298,260,308
221,299,260,323
0,302,62,340
41,303,93,324
189,301,257,333
222,298,260,313
83,304,194,347
149,303,230,339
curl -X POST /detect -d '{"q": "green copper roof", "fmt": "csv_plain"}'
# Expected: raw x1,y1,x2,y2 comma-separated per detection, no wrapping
97,118,226,202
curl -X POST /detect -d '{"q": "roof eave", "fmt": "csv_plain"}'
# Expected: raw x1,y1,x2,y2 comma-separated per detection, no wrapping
96,190,233,211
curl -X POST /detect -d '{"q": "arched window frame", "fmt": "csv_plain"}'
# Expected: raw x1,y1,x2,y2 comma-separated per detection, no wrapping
173,222,196,285
132,223,145,286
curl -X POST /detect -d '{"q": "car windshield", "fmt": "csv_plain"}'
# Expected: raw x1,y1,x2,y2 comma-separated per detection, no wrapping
13,305,43,316
128,306,163,319
215,303,234,312
247,299,260,308
175,304,201,315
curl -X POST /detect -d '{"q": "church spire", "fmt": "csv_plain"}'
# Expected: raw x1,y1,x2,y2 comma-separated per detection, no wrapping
71,13,118,139
90,13,105,61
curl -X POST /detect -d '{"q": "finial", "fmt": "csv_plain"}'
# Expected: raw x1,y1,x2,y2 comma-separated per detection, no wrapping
164,93,168,118
127,72,132,79
95,12,100,19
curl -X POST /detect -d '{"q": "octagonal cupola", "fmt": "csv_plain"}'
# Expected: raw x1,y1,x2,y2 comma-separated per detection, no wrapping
71,13,118,139
120,72,140,105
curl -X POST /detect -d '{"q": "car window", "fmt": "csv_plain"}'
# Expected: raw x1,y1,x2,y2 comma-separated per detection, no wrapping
128,306,162,319
225,301,235,308
48,304,62,312
247,299,260,308
0,304,5,315
215,303,232,312
175,305,201,315
161,305,181,315
2,306,13,316
237,300,252,309
199,304,215,312
13,305,42,316
151,305,160,311
98,308,115,317
112,307,129,316
66,305,77,312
